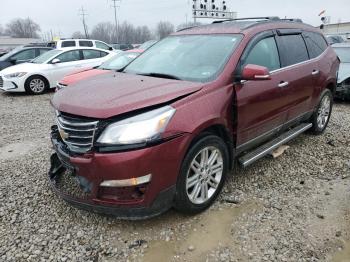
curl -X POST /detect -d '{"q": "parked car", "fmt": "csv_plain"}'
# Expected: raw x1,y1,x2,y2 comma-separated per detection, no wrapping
111,43,134,51
138,40,158,50
0,49,8,57
0,45,52,71
0,47,114,94
47,39,113,51
57,50,143,89
333,43,350,99
49,17,339,219
326,35,345,45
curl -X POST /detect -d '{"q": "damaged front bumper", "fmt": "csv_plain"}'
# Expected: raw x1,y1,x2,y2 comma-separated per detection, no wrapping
48,126,190,219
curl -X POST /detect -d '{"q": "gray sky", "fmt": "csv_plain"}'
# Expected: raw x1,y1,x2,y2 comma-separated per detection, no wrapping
0,0,349,38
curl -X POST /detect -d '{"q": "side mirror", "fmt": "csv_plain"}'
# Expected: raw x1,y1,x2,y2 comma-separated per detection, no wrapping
241,64,271,81
51,58,61,64
109,46,114,51
9,58,17,64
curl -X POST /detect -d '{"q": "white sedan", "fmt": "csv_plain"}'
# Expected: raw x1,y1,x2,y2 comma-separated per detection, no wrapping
0,47,115,94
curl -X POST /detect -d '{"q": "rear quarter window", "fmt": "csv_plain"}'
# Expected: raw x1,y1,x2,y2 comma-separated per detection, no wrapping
303,32,328,58
61,41,76,47
79,41,93,47
278,34,309,67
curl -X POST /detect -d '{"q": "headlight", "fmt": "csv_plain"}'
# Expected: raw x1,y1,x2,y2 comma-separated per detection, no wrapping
4,72,27,78
97,106,176,145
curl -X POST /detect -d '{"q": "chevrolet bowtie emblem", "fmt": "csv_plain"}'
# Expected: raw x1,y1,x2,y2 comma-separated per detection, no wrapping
59,129,69,140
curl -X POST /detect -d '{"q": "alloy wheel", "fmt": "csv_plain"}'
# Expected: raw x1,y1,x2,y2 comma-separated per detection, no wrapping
317,95,331,129
29,78,45,93
186,146,223,204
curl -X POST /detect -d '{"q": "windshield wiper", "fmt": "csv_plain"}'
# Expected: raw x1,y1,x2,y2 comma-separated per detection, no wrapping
137,72,182,80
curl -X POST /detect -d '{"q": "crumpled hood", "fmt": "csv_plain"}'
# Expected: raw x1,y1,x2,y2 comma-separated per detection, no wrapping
52,72,203,119
338,63,350,83
0,62,45,75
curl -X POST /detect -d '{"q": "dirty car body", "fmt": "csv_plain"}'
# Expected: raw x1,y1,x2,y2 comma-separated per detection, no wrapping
49,18,339,219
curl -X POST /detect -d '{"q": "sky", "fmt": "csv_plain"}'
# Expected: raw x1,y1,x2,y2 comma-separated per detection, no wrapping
0,0,349,39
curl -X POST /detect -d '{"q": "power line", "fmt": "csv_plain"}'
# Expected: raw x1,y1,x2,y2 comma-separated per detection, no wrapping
79,6,89,39
111,0,121,43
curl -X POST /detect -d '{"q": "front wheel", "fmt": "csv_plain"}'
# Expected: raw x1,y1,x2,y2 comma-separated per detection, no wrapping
24,76,48,95
173,135,229,214
310,89,333,135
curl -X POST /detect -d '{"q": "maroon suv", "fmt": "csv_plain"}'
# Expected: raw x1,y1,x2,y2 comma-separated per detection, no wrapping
49,17,339,219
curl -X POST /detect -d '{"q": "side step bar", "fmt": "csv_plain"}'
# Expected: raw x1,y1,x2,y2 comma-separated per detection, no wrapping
238,123,313,168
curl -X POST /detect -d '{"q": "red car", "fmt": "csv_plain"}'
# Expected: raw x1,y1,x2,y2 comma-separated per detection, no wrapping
49,17,339,219
56,50,143,89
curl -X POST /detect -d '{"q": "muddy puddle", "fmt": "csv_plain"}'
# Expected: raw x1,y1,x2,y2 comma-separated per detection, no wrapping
142,202,261,262
333,241,350,262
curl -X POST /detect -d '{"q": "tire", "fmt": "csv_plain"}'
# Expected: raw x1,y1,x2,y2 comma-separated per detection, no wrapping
309,89,333,135
173,135,229,214
24,75,48,95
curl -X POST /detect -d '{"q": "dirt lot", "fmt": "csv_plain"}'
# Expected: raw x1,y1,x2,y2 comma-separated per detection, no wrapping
0,91,349,262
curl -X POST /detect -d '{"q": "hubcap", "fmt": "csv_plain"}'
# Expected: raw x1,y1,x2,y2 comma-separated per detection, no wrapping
29,79,45,93
317,95,331,129
186,146,223,204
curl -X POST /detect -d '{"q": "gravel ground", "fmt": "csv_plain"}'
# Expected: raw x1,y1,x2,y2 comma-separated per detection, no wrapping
0,91,349,262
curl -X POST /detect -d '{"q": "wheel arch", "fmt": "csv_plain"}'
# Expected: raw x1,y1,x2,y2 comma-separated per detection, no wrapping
185,122,234,170
24,74,50,89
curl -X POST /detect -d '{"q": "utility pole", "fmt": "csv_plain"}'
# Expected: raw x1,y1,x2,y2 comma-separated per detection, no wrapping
111,0,121,43
79,6,89,39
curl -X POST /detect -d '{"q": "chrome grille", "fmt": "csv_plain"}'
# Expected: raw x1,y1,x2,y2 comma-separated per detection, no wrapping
0,76,3,88
56,111,98,153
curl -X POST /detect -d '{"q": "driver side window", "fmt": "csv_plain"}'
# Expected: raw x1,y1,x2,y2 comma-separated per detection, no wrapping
55,50,81,63
244,37,281,71
11,49,36,61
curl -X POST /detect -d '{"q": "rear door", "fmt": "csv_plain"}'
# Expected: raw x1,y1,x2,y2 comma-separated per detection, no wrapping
235,31,288,148
275,30,315,122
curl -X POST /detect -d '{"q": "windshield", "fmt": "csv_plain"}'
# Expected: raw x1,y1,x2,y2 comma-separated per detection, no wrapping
31,49,62,64
0,46,23,61
124,34,242,82
139,40,157,50
99,52,140,70
334,47,350,63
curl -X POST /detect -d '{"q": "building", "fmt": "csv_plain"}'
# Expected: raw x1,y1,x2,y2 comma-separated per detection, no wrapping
321,22,350,39
0,36,41,50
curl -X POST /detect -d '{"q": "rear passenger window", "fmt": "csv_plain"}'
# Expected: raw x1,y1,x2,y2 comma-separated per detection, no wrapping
244,37,280,71
83,49,102,60
96,41,110,50
79,41,93,47
303,32,328,58
278,35,309,67
61,41,76,47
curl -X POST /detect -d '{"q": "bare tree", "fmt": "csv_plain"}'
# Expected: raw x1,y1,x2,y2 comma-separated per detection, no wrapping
90,22,115,43
0,24,4,36
71,31,86,39
156,21,174,40
5,18,41,38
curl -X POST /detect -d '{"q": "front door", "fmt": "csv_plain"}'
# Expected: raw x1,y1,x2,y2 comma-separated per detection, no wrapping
235,32,287,148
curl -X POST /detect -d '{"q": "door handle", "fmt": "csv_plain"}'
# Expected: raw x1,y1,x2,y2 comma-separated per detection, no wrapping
312,70,320,75
278,81,289,88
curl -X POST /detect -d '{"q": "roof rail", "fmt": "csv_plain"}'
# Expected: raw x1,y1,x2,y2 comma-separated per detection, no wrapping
280,18,303,23
176,25,199,32
212,16,280,24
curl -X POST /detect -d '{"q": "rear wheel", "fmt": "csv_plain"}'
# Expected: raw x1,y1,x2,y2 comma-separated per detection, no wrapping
173,135,229,214
310,89,333,135
25,76,48,95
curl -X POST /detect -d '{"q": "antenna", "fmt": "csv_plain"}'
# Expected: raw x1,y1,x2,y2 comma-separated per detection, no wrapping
111,0,121,43
79,6,89,39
